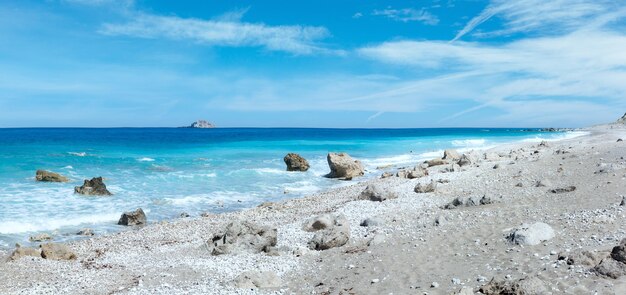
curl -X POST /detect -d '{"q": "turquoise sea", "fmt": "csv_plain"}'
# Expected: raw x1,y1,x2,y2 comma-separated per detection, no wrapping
0,128,583,248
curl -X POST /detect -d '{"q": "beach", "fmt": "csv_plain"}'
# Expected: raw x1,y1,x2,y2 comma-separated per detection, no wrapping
1,122,626,294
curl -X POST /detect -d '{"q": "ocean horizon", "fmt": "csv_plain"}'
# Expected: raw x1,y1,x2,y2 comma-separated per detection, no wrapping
0,127,585,249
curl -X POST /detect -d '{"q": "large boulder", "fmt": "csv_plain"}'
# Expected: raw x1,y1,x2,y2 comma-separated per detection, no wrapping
40,243,77,260
359,184,396,202
9,245,41,261
209,221,277,255
457,154,473,167
443,149,461,160
325,153,365,179
506,222,555,246
593,238,626,279
35,170,69,182
611,238,626,263
414,180,437,193
233,271,282,289
308,214,350,250
118,208,147,226
426,158,447,167
303,214,335,232
74,177,112,196
283,153,310,172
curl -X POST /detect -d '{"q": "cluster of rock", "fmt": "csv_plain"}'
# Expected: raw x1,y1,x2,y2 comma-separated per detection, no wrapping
593,238,626,278
443,195,493,209
9,243,76,261
208,221,277,255
359,184,396,202
305,214,350,250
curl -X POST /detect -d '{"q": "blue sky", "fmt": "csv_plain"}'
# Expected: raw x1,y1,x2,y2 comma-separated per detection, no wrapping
1,0,625,127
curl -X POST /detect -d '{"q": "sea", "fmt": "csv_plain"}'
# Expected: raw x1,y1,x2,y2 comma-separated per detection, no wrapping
0,127,585,248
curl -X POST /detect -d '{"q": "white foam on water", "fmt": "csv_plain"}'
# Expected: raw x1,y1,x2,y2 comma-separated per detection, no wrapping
521,131,588,143
138,157,155,162
203,173,217,178
451,139,487,147
63,165,73,169
0,213,121,234
68,152,87,157
361,154,416,168
253,168,288,175
165,195,209,206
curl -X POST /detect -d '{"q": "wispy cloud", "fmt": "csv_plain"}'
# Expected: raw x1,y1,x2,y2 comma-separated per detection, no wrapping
99,12,336,55
453,0,617,41
372,8,439,25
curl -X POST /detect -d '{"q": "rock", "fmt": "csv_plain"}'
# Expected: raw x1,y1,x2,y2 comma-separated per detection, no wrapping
367,234,386,246
452,278,461,285
457,154,473,167
185,120,215,128
118,208,147,226
395,170,408,178
550,186,576,193
538,140,549,147
506,222,555,246
325,153,365,179
179,212,190,218
493,164,500,169
360,218,382,227
430,282,439,288
479,277,547,295
209,221,277,255
35,170,69,182
303,214,335,232
594,257,626,279
9,245,41,261
308,215,350,250
443,149,461,160
444,163,462,173
456,286,474,295
535,179,552,187
233,271,281,289
381,171,394,178
620,196,625,206
284,153,310,172
515,182,523,187
76,228,94,236
610,238,626,263
74,177,112,196
29,233,52,242
40,243,77,260
616,112,626,124
558,250,604,266
407,167,428,179
359,184,396,202
434,215,447,226
617,138,623,142
444,195,491,209
414,180,437,193
427,158,447,167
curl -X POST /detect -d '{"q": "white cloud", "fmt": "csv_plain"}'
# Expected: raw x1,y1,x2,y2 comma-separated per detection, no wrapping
372,8,439,25
453,0,619,41
99,12,336,55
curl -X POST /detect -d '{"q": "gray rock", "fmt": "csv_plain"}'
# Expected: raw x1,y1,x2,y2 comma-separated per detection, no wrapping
558,249,604,266
233,271,281,289
457,154,473,167
506,222,555,246
456,286,474,295
535,179,552,187
367,234,386,246
35,170,69,182
443,149,461,160
9,245,41,261
360,217,382,227
610,238,626,263
550,186,576,193
74,177,112,196
29,233,52,242
444,195,492,209
303,214,334,232
210,221,277,255
479,276,547,295
616,112,626,124
359,184,396,202
594,257,626,279
414,180,437,193
620,196,625,206
40,243,77,260
426,158,447,167
308,215,350,250
434,215,447,226
284,153,310,172
407,167,428,179
76,228,94,236
381,171,394,178
325,153,365,179
118,208,147,226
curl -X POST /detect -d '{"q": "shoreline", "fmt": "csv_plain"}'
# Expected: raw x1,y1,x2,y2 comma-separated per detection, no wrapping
1,124,625,294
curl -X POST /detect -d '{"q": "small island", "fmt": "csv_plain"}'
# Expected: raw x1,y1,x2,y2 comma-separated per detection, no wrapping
181,120,215,128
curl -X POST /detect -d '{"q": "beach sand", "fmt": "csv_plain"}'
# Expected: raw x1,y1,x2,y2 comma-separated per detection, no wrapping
1,123,626,294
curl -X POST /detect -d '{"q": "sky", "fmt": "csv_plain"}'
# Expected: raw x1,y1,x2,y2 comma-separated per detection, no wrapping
1,0,626,128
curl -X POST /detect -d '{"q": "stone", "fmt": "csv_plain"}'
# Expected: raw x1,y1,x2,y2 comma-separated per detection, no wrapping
616,112,626,124
325,153,365,179
427,158,447,167
445,163,462,173
381,171,394,178
40,243,77,260
456,286,474,295
617,138,623,142
535,179,552,187
550,186,576,193
118,208,147,226
76,228,94,236
29,233,52,242
434,215,447,226
414,180,437,193
35,170,69,182
210,221,277,255
9,245,41,261
610,238,626,263
506,222,555,246
179,212,190,218
284,153,310,172
479,277,547,295
367,234,386,246
185,120,215,128
620,196,625,206
360,218,382,227
594,257,626,279
444,195,491,209
407,167,428,179
359,184,396,202
233,271,281,289
308,215,350,250
74,177,112,196
443,149,461,160
303,214,334,232
538,140,549,147
457,154,473,167
558,250,604,266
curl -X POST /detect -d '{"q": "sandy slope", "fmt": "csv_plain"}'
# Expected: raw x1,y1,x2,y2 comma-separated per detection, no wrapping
1,124,625,295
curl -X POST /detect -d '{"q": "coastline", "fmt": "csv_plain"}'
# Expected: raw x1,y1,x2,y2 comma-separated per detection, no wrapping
1,123,625,294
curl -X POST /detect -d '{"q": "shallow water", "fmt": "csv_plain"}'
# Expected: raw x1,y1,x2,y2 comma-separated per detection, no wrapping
0,128,583,248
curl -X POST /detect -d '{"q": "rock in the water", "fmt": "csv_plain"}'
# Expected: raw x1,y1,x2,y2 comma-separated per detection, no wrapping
29,233,52,242
233,271,281,289
118,208,147,226
550,186,576,193
35,170,69,182
414,180,437,193
40,243,77,260
210,221,277,255
74,177,112,196
308,215,350,250
186,120,215,128
284,153,310,172
325,152,365,179
506,222,555,246
76,228,94,236
359,184,396,202
9,245,42,261
443,149,461,160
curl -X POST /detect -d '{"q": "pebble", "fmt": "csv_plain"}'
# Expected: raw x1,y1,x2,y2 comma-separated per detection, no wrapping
430,282,439,288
